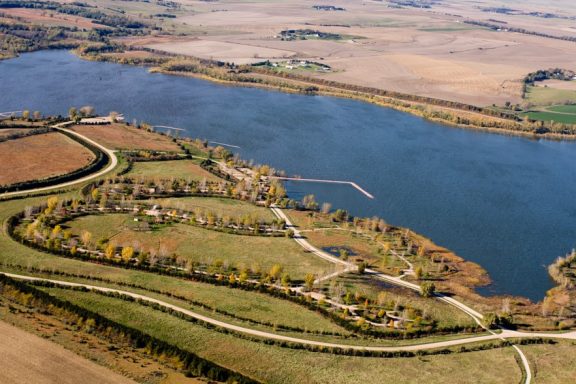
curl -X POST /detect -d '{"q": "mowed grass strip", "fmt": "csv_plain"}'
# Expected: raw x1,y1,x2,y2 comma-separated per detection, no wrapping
69,123,181,151
65,214,332,279
126,159,221,181
547,105,576,114
0,132,95,186
39,288,522,384
22,273,346,335
147,196,276,222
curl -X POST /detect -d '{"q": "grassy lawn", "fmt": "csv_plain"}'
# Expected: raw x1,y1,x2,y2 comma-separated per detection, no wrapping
547,105,576,114
522,341,576,383
524,111,576,124
146,196,276,221
525,86,576,105
126,159,222,181
65,214,332,279
39,288,521,384
23,272,347,334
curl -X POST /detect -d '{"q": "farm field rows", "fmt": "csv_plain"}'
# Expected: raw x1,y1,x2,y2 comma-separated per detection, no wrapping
69,123,181,152
0,320,136,384
0,132,95,186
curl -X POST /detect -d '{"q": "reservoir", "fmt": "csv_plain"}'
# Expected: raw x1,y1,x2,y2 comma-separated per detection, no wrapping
1,50,575,301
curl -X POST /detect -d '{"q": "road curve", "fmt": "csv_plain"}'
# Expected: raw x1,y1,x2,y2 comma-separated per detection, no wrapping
270,206,485,322
270,205,535,381
3,272,576,353
1,124,118,199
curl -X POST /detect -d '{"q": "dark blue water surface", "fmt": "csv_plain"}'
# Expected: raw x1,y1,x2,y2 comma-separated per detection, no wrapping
2,50,575,300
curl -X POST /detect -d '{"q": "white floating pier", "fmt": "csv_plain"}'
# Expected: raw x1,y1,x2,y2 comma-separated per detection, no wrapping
209,141,241,149
271,176,374,199
154,125,185,131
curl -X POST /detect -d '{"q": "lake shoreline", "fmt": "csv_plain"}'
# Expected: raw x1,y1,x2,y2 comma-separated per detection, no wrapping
6,48,569,320
73,46,576,141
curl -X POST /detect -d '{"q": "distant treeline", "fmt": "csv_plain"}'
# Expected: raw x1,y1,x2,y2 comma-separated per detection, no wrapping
481,7,576,21
523,68,576,85
0,20,80,55
464,20,576,43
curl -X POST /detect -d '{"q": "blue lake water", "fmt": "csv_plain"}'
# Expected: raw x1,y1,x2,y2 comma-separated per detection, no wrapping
1,50,575,301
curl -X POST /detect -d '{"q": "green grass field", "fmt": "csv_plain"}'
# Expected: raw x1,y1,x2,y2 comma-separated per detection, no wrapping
126,159,222,181
521,341,576,383
524,111,576,124
147,196,276,221
65,214,331,279
39,288,522,384
547,105,576,114
525,85,576,105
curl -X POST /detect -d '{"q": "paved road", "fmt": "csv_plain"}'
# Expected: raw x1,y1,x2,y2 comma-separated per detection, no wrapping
1,124,118,199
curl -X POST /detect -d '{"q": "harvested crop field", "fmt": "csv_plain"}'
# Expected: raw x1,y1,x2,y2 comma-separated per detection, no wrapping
0,320,135,384
0,132,95,186
69,123,181,152
122,0,576,106
1,8,102,30
147,39,297,65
